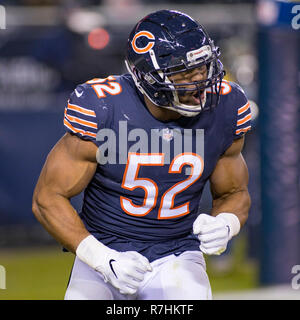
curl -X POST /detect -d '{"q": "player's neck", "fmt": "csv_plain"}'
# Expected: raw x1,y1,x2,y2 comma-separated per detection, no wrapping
144,96,182,122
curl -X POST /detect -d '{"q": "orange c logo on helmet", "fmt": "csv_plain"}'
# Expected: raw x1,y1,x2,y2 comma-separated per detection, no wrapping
131,31,155,54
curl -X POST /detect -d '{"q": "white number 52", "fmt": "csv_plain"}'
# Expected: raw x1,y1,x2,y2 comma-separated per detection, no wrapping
120,153,204,219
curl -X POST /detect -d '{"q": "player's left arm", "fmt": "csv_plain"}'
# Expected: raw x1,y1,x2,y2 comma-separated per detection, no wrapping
210,135,250,225
193,136,251,255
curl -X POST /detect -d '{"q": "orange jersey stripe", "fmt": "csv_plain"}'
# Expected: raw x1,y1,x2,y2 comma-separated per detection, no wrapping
238,102,250,115
64,119,97,138
236,126,251,135
65,114,98,129
67,103,96,117
237,113,251,126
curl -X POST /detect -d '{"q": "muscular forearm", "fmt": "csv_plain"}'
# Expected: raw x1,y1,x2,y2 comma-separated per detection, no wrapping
210,189,251,227
32,190,90,253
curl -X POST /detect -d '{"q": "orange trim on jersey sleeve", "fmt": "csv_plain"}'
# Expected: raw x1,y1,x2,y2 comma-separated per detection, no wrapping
235,126,251,135
65,114,98,130
237,113,251,126
67,103,96,117
64,118,97,138
238,102,250,115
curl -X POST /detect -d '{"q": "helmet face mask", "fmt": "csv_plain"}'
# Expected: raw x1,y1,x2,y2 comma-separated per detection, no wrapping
125,10,225,117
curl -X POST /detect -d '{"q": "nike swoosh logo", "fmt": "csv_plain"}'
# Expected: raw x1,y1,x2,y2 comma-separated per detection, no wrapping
226,225,230,236
75,89,83,98
109,259,118,279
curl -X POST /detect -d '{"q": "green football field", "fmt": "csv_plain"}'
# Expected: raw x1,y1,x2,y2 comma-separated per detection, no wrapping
0,236,258,300
0,246,74,300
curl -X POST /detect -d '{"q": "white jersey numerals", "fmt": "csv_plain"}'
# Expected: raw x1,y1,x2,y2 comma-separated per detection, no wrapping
159,153,203,219
206,80,232,95
87,76,122,98
120,153,204,219
120,153,164,216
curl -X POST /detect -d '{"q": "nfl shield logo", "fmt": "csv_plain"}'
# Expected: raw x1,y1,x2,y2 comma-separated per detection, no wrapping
162,128,174,141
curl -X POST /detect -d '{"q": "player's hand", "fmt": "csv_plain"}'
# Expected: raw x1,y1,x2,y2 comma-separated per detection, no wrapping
193,213,240,255
76,235,152,295
96,250,152,295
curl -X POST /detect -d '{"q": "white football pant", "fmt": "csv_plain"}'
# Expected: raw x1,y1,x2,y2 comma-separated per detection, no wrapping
64,250,212,300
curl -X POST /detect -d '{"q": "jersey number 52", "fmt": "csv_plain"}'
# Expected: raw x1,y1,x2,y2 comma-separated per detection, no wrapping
120,153,204,219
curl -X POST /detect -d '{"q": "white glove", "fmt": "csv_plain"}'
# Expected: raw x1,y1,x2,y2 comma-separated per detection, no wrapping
193,213,240,255
76,235,152,295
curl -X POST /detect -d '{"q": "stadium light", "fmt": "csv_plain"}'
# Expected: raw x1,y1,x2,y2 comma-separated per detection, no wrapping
87,28,110,50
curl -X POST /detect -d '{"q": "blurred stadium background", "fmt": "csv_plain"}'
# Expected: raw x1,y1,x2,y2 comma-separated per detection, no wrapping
0,0,299,300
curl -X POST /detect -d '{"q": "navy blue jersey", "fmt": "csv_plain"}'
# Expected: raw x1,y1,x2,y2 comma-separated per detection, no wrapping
64,74,251,261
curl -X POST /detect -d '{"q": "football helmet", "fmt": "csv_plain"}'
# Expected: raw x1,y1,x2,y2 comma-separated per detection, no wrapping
125,10,225,117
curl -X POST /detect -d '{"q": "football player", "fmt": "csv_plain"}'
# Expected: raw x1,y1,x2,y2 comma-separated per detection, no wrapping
32,10,251,300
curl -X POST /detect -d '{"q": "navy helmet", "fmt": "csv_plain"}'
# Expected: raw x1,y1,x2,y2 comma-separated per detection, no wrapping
125,10,225,117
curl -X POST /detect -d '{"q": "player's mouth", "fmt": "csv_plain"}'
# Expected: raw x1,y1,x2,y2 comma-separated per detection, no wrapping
191,90,205,105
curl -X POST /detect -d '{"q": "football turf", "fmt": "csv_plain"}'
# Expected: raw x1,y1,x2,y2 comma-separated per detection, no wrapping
0,239,258,300
0,246,74,300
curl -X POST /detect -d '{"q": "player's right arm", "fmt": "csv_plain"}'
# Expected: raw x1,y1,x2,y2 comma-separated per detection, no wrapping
32,132,97,253
32,132,151,295
32,81,152,295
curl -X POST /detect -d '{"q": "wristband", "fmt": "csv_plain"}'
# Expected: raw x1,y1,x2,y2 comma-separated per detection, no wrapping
76,235,110,270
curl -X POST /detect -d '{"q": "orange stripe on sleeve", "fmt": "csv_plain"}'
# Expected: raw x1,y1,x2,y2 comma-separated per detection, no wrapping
65,114,98,129
237,113,251,126
236,126,251,135
67,103,96,117
238,102,250,115
64,119,97,138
